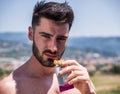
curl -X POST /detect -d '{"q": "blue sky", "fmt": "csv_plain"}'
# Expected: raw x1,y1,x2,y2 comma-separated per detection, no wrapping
0,0,120,37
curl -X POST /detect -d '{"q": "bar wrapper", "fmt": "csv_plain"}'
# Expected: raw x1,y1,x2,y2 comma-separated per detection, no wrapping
54,60,74,92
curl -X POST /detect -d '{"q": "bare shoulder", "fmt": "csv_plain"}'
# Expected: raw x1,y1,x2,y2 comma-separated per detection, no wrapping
0,73,16,94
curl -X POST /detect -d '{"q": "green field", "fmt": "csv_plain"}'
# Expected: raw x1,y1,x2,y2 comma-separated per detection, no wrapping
91,73,120,94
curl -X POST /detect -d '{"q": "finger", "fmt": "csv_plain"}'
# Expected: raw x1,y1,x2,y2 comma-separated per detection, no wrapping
59,65,80,75
66,70,84,82
62,60,85,69
62,60,79,66
68,76,88,85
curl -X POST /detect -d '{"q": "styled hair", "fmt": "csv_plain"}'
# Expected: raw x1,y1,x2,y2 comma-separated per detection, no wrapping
32,0,74,30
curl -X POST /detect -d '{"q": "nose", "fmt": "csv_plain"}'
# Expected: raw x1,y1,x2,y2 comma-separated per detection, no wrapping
48,39,58,52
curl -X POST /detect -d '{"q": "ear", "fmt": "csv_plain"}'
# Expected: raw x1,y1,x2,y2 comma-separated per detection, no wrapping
28,26,33,41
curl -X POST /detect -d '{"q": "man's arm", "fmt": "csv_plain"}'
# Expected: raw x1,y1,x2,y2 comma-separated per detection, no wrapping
0,75,16,94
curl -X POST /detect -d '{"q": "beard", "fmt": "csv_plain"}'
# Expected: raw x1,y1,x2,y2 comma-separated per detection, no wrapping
32,41,65,67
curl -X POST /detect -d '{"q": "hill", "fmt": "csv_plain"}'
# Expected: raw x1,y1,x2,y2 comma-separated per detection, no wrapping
0,32,29,44
68,37,120,57
0,32,120,57
0,40,31,58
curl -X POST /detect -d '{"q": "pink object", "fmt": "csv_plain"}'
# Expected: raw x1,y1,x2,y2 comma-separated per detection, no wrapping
59,84,74,92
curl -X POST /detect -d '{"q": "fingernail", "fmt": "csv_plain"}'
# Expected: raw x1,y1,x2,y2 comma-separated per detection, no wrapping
65,79,67,83
68,81,72,85
59,71,62,75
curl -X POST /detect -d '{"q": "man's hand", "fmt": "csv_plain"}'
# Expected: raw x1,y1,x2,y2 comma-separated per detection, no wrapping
59,60,96,94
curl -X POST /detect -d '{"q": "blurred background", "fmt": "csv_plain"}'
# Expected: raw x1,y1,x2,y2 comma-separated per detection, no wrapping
0,0,120,94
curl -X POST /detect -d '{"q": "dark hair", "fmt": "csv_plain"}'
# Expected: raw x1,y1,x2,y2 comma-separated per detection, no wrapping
32,0,74,30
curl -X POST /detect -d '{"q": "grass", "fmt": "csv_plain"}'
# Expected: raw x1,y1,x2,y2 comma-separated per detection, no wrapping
0,68,11,80
98,89,120,94
91,72,120,94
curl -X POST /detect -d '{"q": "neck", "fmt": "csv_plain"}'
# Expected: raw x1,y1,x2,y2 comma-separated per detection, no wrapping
25,55,56,78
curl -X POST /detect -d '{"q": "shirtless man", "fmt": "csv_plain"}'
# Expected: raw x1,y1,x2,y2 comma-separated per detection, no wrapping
0,1,96,94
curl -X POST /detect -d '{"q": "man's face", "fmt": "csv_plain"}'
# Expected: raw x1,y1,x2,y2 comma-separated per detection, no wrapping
31,18,69,67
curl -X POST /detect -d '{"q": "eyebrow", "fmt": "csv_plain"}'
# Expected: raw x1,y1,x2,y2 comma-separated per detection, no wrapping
39,32,53,37
39,32,68,39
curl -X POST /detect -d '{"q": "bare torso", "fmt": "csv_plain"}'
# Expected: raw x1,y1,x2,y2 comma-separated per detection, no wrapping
0,73,80,94
0,60,81,94
10,73,59,94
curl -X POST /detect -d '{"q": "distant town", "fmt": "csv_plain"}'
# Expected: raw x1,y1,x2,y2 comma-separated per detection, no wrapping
0,39,120,76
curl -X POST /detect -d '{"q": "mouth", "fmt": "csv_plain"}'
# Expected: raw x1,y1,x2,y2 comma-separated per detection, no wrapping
45,53,58,59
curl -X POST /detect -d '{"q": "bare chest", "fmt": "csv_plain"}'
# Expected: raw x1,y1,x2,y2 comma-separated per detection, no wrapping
5,78,80,94
15,77,60,94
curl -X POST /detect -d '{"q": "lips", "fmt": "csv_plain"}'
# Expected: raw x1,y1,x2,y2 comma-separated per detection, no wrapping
45,53,58,59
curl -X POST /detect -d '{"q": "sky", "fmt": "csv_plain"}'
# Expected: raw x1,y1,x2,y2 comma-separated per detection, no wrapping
0,0,120,37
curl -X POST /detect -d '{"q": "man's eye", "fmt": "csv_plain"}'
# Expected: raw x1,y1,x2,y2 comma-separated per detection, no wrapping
57,37,66,41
